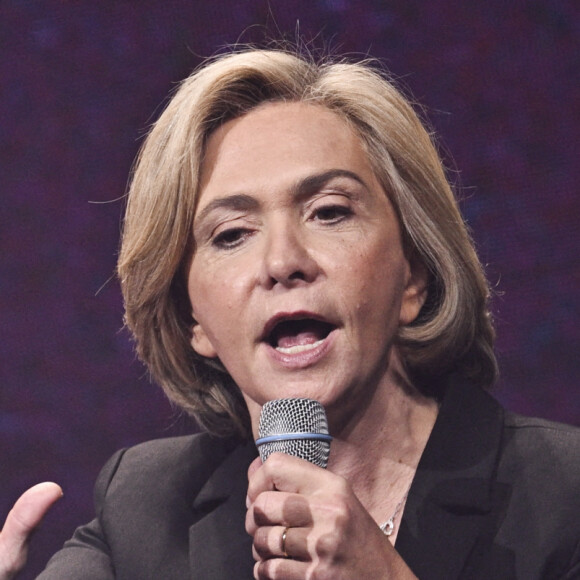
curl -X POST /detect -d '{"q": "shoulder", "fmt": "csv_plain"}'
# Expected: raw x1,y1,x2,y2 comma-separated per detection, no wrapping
94,432,253,510
40,434,256,578
499,411,580,498
498,414,580,536
494,413,580,571
504,411,580,440
500,412,580,473
105,431,239,475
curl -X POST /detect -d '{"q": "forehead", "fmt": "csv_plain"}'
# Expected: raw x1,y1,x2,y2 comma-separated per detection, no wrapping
197,101,380,200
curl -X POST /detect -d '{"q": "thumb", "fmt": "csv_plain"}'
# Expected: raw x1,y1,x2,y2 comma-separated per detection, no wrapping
0,482,63,579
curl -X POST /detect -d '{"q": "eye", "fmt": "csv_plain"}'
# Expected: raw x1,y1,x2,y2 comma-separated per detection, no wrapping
211,227,252,249
313,204,353,223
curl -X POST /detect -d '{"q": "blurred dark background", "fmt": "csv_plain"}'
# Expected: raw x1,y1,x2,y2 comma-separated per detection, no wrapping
1,1,578,577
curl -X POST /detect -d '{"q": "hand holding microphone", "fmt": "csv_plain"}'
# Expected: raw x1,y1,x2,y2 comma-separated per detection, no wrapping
246,399,414,580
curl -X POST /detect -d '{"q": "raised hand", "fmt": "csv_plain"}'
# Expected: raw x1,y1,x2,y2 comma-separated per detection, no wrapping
246,454,416,580
0,483,62,580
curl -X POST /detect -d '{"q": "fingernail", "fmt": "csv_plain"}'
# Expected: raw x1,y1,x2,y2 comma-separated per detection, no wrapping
245,494,250,509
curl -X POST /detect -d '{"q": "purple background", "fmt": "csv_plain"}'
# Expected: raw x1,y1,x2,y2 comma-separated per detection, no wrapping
1,1,578,577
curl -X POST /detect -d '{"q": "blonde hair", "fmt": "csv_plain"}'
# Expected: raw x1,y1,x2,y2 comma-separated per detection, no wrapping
118,48,497,437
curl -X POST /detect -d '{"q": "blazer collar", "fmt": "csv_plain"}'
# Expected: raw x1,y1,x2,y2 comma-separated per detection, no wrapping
396,381,507,579
189,438,257,579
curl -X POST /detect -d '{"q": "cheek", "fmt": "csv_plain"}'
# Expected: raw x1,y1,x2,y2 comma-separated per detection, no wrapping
188,256,224,314
355,240,407,291
187,259,252,346
356,254,410,329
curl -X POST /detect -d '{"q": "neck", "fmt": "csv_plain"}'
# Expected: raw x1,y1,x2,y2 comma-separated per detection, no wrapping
326,354,439,523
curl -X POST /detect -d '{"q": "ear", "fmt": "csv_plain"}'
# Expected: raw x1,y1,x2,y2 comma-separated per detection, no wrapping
190,321,219,358
399,257,429,326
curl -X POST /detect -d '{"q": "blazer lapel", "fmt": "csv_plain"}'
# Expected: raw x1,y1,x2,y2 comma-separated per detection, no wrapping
396,382,507,579
189,440,257,579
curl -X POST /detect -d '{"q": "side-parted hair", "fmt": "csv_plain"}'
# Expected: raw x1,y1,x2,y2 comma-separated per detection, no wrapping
118,47,498,437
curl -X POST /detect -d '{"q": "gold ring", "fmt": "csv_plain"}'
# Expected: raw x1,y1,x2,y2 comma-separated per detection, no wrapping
281,526,290,558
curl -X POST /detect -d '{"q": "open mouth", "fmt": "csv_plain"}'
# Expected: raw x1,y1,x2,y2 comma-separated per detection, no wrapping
266,318,336,355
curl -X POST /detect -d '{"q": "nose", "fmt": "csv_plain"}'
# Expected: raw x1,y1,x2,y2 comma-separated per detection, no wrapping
260,220,319,288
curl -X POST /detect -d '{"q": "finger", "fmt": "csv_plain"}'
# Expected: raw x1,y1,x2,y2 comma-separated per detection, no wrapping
252,525,287,560
0,482,63,576
247,453,329,502
3,482,63,537
253,524,312,561
246,491,312,536
254,556,309,580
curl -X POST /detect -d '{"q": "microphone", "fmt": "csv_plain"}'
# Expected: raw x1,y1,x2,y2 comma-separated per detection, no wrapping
255,398,332,468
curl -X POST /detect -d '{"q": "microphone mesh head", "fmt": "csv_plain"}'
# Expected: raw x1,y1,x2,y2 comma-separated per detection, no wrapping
257,398,330,468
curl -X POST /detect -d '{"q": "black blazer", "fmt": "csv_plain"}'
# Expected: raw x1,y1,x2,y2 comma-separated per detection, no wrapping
38,384,580,579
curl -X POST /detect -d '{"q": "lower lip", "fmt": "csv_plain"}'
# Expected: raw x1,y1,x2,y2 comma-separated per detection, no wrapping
263,329,336,368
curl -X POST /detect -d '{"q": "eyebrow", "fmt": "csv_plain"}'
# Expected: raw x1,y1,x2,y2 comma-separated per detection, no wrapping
293,169,368,199
195,168,368,225
194,193,259,226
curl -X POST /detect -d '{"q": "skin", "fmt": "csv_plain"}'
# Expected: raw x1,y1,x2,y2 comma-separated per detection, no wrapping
0,483,62,580
188,102,439,578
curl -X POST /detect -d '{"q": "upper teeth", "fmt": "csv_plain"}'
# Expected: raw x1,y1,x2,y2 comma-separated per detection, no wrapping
275,339,324,354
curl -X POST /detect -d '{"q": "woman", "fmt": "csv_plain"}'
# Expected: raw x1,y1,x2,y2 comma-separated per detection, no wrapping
2,48,579,579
